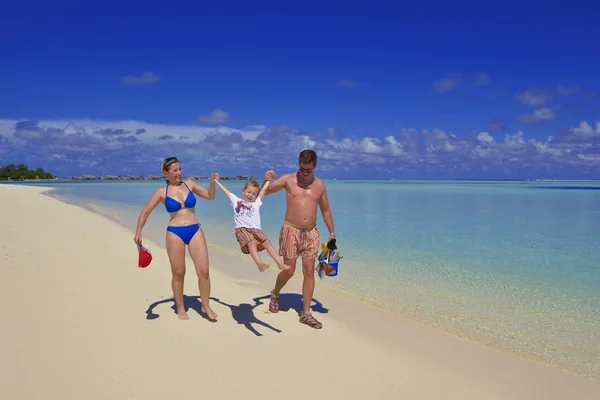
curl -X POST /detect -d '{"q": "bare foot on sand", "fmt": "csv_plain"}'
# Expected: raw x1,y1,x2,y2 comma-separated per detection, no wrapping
277,262,291,271
177,310,190,320
258,263,270,272
202,306,218,320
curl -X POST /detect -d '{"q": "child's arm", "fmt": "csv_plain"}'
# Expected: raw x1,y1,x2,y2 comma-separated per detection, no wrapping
214,179,231,198
258,180,270,201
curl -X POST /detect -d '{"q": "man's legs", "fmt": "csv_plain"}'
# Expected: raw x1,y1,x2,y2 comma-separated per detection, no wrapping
272,257,296,295
269,257,296,313
300,257,316,313
297,227,323,329
268,254,323,328
269,222,321,330
269,223,297,312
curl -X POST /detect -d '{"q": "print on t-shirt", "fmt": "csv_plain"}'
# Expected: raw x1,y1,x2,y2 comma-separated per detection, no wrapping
235,200,252,214
229,193,262,229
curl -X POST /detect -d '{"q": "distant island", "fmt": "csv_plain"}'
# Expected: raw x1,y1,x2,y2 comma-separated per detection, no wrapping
0,163,254,182
0,164,54,181
2,163,596,183
64,174,255,181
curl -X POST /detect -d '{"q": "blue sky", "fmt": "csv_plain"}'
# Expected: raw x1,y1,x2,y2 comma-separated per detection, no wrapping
1,1,599,179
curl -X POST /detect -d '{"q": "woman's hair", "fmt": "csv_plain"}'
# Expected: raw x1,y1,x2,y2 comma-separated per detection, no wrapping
162,157,179,172
243,180,260,191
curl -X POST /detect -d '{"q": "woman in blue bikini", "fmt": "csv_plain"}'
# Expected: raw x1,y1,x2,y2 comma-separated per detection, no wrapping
134,157,218,321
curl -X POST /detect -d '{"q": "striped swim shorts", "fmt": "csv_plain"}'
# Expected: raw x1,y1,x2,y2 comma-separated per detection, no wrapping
234,227,269,254
278,222,320,260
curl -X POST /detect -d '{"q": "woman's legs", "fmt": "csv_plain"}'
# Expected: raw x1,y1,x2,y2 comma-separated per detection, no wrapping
188,227,218,320
166,231,188,320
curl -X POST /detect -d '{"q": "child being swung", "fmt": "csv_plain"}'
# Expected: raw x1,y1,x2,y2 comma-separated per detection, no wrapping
214,177,290,272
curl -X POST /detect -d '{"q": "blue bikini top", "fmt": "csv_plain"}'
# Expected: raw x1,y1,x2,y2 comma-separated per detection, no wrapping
165,182,196,213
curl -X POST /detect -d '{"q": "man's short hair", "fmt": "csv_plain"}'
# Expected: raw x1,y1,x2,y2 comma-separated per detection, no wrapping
298,149,317,167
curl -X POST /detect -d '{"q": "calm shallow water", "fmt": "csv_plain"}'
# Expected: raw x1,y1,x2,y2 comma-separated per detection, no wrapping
7,179,600,379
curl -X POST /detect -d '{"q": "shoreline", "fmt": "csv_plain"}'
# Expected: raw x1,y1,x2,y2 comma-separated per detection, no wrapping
2,184,599,399
38,185,600,381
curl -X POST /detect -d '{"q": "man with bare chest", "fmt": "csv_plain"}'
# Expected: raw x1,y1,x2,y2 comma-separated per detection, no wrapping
262,149,336,329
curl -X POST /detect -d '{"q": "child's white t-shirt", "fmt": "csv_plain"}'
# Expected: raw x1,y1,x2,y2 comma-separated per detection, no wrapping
228,193,263,229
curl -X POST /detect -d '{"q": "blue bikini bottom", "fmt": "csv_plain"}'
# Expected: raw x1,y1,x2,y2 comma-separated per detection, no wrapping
167,223,201,245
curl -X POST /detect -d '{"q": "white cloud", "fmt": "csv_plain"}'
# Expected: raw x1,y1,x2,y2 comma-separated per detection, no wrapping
442,141,458,152
0,118,262,144
477,132,494,144
530,138,563,156
384,135,405,156
569,121,600,137
504,131,526,147
423,128,447,141
576,154,600,162
360,137,383,154
121,72,161,86
515,89,552,107
472,145,499,158
197,108,230,124
517,107,559,123
1,118,599,178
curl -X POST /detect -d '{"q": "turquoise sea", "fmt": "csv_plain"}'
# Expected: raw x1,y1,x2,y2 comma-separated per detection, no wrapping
6,179,600,379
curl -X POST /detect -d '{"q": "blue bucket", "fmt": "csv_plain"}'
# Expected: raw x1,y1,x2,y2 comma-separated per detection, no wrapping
321,260,339,277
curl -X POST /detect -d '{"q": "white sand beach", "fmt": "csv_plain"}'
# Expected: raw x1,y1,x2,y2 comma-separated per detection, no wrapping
1,184,599,399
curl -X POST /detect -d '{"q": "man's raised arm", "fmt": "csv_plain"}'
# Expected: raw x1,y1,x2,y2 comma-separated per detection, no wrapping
261,170,287,196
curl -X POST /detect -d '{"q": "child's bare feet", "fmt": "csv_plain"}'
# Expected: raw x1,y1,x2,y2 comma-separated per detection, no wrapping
277,262,291,271
258,263,270,272
202,305,218,320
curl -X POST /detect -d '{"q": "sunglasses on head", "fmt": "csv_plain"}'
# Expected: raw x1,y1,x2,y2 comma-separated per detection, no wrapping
162,157,179,171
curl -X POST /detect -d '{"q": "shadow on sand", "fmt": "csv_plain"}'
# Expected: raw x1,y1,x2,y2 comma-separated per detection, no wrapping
251,293,330,316
145,293,329,337
210,297,281,336
145,295,217,322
